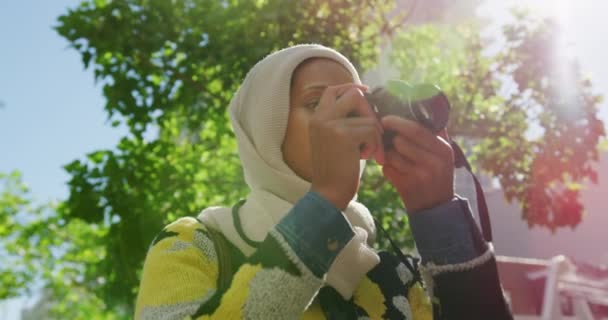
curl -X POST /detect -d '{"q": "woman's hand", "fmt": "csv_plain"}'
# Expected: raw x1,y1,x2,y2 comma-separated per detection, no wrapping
309,84,385,210
381,115,454,213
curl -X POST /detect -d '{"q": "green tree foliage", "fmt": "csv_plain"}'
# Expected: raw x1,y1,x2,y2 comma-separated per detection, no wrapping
0,171,33,299
1,1,604,317
52,0,401,314
388,12,604,230
0,171,125,318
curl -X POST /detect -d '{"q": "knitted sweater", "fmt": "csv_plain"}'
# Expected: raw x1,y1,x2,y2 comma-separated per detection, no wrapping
134,192,512,319
135,44,512,319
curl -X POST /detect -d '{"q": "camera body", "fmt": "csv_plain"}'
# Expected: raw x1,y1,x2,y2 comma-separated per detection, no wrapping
364,80,451,149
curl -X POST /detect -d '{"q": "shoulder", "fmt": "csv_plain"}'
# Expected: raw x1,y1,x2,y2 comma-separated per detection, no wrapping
136,217,222,319
147,217,219,264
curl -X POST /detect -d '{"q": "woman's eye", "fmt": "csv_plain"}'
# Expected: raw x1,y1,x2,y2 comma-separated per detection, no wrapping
305,100,320,110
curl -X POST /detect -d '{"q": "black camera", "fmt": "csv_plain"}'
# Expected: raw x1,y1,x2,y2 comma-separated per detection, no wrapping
364,80,451,149
364,81,495,244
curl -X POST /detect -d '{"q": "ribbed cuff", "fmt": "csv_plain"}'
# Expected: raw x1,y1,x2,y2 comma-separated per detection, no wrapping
325,226,380,299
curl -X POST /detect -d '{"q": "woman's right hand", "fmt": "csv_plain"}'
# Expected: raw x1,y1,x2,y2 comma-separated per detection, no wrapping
309,84,385,210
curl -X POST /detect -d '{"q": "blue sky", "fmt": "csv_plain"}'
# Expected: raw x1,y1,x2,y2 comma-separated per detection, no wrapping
0,1,124,317
0,0,607,318
0,0,125,203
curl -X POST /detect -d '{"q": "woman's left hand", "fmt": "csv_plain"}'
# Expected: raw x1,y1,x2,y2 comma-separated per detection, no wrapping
380,115,455,213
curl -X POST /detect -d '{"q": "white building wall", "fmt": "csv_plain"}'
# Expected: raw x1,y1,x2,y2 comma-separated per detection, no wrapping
462,152,608,266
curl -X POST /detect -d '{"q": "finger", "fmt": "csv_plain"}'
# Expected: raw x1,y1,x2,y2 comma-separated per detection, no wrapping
333,87,377,120
392,135,444,168
339,116,382,127
381,115,452,159
374,138,385,165
339,117,385,137
316,84,369,119
340,122,382,160
336,117,385,164
381,115,439,151
356,125,382,160
382,164,408,189
384,149,413,174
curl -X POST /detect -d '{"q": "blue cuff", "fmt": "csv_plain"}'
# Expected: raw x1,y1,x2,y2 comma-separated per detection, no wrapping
409,196,486,265
275,191,355,278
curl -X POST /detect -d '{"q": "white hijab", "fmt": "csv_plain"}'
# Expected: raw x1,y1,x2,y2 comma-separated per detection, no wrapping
199,44,376,257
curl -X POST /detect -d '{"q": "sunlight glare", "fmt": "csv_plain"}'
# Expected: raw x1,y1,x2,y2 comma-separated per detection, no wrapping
521,0,578,117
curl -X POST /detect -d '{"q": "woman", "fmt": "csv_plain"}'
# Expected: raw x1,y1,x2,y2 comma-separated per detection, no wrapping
135,44,512,319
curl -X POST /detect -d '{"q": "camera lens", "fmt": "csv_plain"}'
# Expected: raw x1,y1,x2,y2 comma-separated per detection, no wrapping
409,85,450,133
364,81,451,148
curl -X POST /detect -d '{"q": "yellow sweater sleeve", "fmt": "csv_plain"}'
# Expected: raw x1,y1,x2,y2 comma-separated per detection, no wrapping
135,217,324,319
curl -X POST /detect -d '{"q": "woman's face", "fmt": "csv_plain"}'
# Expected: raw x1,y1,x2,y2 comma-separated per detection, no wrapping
282,58,354,182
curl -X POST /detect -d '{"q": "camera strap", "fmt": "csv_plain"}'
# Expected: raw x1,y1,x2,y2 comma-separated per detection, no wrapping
450,141,493,242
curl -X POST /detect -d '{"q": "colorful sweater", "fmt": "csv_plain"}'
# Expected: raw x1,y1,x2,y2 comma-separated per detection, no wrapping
135,192,512,319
